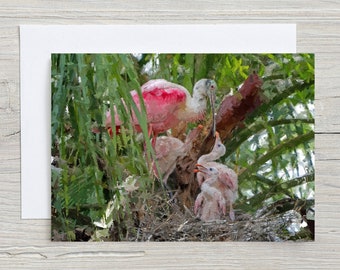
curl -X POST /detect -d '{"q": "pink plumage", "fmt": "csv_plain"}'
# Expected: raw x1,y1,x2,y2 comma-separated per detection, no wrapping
106,79,216,141
152,125,203,185
194,166,227,222
195,132,238,221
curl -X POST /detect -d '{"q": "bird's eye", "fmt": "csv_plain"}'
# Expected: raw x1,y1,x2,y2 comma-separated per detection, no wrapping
207,81,216,90
209,168,213,171
217,144,221,147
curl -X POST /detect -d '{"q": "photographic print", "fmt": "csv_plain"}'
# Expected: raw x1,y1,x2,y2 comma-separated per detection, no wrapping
51,54,314,242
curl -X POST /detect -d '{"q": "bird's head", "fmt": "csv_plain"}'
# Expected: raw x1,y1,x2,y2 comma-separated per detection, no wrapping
194,164,219,177
193,79,217,100
212,131,226,157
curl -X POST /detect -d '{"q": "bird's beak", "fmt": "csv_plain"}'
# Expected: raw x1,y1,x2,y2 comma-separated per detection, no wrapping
208,82,216,137
194,163,208,174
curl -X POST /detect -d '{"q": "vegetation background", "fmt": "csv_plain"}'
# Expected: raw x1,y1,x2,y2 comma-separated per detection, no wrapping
51,54,314,241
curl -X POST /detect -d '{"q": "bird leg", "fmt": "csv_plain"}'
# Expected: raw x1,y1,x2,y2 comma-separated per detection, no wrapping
229,204,235,221
217,194,227,216
194,193,204,216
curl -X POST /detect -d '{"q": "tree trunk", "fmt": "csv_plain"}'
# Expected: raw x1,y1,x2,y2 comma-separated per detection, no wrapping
175,72,263,208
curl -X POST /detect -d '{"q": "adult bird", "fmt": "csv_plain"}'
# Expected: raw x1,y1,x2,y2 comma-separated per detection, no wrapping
194,165,226,222
105,79,217,146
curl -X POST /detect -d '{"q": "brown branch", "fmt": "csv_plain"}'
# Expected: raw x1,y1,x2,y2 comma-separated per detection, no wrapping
200,71,263,156
175,72,263,208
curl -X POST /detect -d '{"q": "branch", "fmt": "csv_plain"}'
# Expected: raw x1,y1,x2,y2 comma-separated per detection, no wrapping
199,72,263,156
240,173,314,209
225,118,314,159
173,73,264,208
238,131,314,182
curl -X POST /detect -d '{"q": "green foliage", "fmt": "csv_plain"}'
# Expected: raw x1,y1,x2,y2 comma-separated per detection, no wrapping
222,54,314,213
51,53,314,241
51,54,154,240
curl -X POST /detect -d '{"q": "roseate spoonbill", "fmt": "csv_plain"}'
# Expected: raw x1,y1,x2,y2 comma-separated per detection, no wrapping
153,125,203,185
196,131,226,186
105,79,217,145
214,166,238,221
195,131,238,221
195,131,238,193
194,165,226,221
195,164,238,221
